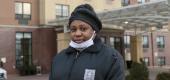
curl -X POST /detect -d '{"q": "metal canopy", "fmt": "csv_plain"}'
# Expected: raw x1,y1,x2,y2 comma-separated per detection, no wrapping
98,0,170,32
48,0,170,33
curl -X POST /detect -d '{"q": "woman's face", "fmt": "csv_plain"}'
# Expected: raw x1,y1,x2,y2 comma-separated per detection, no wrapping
70,20,94,44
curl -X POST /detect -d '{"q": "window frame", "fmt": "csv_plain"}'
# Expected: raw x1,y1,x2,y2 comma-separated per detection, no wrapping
138,0,147,4
142,35,149,48
56,4,69,18
106,0,114,4
157,56,166,66
100,36,106,44
143,57,150,66
124,35,130,48
110,37,115,47
156,36,165,48
15,2,32,20
121,0,130,6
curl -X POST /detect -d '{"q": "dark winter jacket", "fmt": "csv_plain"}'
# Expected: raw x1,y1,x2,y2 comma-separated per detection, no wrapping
49,37,125,80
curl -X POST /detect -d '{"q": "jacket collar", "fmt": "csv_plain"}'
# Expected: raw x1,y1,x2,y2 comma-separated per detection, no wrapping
65,36,103,54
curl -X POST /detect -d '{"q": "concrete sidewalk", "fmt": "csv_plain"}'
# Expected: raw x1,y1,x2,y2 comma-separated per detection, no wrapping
126,66,170,80
7,74,49,80
149,67,170,80
6,67,170,80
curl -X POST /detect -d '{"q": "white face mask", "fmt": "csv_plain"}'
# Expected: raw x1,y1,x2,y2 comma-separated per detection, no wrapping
69,31,96,49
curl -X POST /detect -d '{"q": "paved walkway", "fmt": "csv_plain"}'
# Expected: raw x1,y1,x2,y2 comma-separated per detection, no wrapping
6,67,170,80
7,74,49,80
149,67,170,80
126,66,170,80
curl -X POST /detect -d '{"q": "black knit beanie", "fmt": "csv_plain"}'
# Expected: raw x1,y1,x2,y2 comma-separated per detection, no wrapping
69,4,102,32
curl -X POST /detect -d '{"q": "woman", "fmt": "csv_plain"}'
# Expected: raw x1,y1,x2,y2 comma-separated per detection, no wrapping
49,4,125,80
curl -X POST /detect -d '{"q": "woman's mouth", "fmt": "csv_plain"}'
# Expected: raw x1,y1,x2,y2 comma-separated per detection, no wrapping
74,40,83,43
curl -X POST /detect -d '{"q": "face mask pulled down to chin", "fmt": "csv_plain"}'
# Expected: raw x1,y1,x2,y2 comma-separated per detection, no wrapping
69,31,96,49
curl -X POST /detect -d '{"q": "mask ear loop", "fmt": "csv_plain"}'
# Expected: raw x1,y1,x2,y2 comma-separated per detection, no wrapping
92,31,96,40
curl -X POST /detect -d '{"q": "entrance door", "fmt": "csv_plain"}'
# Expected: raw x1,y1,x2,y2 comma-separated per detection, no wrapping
109,36,124,56
99,29,125,58
100,33,127,67
21,38,32,67
16,33,32,71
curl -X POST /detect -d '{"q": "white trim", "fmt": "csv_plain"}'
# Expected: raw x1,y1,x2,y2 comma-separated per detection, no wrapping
0,25,39,28
0,25,54,29
102,16,170,21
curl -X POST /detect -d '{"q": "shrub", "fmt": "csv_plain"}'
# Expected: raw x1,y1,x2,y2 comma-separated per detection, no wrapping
156,72,170,80
126,60,149,80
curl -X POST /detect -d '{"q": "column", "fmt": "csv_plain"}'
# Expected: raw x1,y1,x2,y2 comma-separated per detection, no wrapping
64,25,69,33
57,32,70,53
168,0,170,31
130,35,143,63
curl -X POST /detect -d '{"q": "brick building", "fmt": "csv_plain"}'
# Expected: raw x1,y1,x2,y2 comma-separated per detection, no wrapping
1,0,169,75
0,0,56,74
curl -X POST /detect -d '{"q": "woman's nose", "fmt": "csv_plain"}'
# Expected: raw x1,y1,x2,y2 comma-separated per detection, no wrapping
75,30,82,36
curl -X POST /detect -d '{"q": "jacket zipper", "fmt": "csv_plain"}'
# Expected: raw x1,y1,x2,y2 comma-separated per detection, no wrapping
75,51,79,59
68,51,80,80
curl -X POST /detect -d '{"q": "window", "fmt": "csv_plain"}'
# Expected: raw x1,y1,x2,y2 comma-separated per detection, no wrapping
156,36,165,48
149,0,157,2
106,0,114,4
110,37,121,49
143,57,149,66
142,35,149,48
100,36,106,44
56,4,69,18
124,35,130,48
15,2,31,20
84,0,91,1
110,37,115,47
16,32,32,68
157,56,166,66
138,0,147,4
122,0,130,6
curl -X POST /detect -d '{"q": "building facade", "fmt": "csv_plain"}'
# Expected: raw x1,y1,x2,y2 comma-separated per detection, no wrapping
0,0,123,74
124,31,170,67
39,0,122,25
0,0,56,74
2,0,167,75
123,0,170,67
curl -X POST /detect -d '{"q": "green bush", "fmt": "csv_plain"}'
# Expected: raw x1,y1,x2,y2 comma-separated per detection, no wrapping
126,60,149,80
156,72,170,80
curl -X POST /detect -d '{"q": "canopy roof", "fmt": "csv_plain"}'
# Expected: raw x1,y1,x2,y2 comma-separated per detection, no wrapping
48,0,170,33
98,0,170,32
